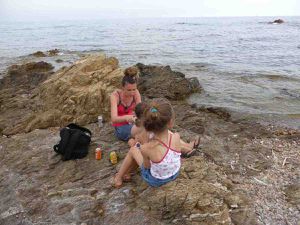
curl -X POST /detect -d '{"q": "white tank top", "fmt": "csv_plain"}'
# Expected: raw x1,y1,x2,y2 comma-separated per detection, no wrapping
150,134,181,179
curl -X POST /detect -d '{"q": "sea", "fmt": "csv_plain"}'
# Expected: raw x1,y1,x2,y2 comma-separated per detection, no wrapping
0,17,299,129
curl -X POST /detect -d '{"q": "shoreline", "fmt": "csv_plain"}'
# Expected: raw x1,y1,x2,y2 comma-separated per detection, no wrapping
1,50,299,132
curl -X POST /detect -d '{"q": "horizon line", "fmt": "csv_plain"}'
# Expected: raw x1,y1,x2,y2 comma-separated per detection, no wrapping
1,15,299,23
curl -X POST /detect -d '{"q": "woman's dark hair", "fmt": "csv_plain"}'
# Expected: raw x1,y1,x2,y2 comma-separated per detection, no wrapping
122,66,138,86
143,98,174,133
134,102,148,127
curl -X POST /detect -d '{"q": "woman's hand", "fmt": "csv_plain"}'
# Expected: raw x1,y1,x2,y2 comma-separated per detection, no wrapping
125,115,136,123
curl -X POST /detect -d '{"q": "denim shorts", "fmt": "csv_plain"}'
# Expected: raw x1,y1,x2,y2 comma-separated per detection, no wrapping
140,164,179,187
114,124,133,141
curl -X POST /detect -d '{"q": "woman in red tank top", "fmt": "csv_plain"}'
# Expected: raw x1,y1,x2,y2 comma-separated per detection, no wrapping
110,67,141,141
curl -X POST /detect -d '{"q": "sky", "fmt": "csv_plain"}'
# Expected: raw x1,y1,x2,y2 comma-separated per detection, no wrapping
0,0,299,21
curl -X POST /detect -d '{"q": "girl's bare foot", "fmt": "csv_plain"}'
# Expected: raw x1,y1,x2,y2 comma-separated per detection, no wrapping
113,174,123,188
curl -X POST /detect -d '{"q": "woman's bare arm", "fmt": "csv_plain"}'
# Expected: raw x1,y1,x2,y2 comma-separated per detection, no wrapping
110,91,132,123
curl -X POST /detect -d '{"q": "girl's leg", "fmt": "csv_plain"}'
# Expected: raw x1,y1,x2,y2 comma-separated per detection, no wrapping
123,161,139,181
114,147,143,187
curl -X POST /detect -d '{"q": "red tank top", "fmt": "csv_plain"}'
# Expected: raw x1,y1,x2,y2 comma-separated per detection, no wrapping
112,91,136,127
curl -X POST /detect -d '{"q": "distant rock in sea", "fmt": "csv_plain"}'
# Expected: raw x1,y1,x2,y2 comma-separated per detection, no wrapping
268,19,285,24
55,59,63,63
30,49,60,57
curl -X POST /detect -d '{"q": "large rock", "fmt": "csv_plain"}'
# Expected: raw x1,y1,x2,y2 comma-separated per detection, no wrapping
137,63,202,100
2,54,123,135
1,55,201,135
0,61,54,90
0,122,256,225
136,157,255,224
0,61,54,134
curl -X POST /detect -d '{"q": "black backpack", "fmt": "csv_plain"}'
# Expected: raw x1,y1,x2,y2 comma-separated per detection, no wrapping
53,123,92,161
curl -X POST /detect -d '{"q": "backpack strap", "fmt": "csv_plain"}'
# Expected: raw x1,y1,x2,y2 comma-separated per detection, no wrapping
67,123,92,136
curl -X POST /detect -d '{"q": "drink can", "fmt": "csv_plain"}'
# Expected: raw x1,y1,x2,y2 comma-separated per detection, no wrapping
98,115,103,128
109,151,118,164
95,147,102,160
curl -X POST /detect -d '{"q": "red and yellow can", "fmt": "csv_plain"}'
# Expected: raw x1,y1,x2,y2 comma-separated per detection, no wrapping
95,147,102,160
109,151,118,164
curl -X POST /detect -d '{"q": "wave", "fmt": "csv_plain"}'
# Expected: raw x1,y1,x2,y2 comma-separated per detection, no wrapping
287,114,300,119
240,73,300,82
189,62,209,68
175,22,204,26
261,74,299,81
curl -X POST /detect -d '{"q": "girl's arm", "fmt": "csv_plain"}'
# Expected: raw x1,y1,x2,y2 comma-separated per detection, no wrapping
110,91,133,123
141,145,151,169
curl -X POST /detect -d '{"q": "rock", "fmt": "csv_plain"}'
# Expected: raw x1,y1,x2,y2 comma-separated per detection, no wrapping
284,183,300,206
1,54,299,225
47,49,60,56
135,157,245,224
0,61,54,89
136,63,202,100
273,19,284,24
30,49,60,57
2,54,123,135
1,55,201,135
0,61,54,136
269,19,284,24
207,107,231,120
30,51,47,57
55,59,63,63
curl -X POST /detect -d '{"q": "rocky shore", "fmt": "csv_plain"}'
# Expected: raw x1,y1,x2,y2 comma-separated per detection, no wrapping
0,53,299,225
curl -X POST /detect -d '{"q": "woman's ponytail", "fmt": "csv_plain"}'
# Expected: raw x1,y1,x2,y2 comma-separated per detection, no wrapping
122,66,139,86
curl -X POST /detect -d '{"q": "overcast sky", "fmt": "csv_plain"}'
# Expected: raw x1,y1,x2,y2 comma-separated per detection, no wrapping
1,0,299,21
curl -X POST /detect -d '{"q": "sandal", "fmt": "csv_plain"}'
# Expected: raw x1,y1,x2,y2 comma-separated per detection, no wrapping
123,174,131,182
181,136,201,158
181,148,198,158
193,136,201,149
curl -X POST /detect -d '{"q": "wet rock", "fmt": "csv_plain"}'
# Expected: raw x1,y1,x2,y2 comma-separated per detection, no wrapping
268,19,284,24
31,51,47,57
55,59,63,63
205,107,231,121
48,49,60,56
30,49,60,57
273,19,284,24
